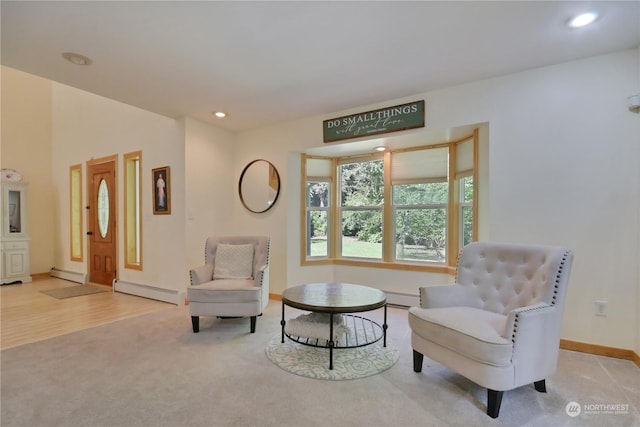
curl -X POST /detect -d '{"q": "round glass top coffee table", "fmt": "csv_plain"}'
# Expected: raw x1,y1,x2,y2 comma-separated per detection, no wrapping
281,283,388,370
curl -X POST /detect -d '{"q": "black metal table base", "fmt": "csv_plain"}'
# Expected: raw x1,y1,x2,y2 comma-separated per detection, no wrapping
281,304,388,370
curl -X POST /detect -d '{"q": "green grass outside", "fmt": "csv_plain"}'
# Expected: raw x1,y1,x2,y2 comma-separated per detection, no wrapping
309,236,445,262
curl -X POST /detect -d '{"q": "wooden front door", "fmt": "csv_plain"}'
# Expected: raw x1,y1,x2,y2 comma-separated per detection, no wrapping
87,158,117,285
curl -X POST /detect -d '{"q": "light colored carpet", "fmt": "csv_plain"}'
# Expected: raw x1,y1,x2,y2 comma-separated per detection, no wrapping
266,333,399,380
1,303,639,427
39,284,107,299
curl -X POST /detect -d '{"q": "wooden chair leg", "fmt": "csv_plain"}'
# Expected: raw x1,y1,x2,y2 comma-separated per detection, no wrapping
534,379,546,393
191,316,199,333
487,389,503,418
250,316,257,333
413,350,424,372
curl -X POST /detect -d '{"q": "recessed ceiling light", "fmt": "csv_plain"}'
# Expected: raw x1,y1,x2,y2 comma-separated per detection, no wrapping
213,111,227,118
62,52,92,66
374,146,387,152
568,12,598,28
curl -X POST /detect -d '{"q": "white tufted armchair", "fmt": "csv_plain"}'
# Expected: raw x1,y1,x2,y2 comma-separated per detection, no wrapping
408,241,573,418
188,236,270,334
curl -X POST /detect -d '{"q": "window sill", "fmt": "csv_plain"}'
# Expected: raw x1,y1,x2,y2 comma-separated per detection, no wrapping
302,257,456,275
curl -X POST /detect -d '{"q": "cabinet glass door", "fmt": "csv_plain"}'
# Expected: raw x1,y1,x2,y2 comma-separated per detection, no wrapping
8,190,21,233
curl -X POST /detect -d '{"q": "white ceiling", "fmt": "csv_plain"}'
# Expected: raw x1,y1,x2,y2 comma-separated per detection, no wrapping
2,1,639,132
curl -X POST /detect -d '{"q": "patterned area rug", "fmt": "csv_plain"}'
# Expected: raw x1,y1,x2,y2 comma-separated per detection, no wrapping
40,285,107,299
265,334,399,380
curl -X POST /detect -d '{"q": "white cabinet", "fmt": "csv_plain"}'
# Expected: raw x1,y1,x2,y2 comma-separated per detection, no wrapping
1,181,32,284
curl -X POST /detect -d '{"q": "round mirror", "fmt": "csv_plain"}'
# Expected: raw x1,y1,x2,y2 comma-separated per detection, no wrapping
239,159,280,213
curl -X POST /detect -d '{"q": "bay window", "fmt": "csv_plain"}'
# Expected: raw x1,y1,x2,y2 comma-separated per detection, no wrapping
302,129,478,271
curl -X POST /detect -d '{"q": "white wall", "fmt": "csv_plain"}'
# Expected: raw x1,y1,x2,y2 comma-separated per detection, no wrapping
231,120,302,297
50,82,187,291
468,51,638,350
184,117,235,273
636,45,640,356
233,50,640,350
1,67,55,274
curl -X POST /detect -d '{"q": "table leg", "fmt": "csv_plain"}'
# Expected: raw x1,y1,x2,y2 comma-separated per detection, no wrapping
329,313,334,370
281,301,286,343
383,304,388,347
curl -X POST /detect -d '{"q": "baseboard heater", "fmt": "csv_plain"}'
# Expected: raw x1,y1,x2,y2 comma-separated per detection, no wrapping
50,268,88,284
114,279,185,306
382,290,419,307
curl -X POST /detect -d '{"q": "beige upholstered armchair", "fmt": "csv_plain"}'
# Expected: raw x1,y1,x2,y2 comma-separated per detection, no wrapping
188,236,270,334
408,242,573,418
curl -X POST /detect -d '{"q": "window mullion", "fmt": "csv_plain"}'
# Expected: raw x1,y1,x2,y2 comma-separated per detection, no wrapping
330,157,339,259
448,143,457,267
472,128,479,242
383,151,393,262
300,155,308,265
394,203,448,209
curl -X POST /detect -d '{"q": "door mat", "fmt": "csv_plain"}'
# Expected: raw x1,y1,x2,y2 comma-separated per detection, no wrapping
40,285,107,299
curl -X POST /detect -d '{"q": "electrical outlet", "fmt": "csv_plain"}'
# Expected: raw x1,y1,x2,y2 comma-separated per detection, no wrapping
594,300,608,316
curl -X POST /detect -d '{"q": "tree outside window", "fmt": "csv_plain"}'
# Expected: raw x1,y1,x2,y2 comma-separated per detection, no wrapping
339,159,383,259
393,182,448,262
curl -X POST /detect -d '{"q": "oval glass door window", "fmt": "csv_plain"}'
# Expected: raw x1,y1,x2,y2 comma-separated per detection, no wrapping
97,179,109,238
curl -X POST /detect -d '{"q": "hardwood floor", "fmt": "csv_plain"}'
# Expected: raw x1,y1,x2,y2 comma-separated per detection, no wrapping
1,276,173,350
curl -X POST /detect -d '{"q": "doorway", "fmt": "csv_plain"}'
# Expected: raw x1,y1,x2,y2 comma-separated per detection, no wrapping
87,156,117,286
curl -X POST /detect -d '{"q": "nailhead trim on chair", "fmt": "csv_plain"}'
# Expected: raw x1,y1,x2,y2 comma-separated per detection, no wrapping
511,301,560,344
204,239,211,263
257,239,271,286
454,250,464,283
551,250,570,306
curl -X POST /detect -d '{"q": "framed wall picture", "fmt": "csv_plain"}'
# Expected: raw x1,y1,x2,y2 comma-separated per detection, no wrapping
152,166,171,215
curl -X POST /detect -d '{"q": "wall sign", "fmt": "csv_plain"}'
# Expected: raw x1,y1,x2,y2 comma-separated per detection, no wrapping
323,100,425,143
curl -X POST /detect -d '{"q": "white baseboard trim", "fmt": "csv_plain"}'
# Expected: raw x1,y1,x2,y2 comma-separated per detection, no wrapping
114,279,185,306
50,268,88,284
383,290,419,307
